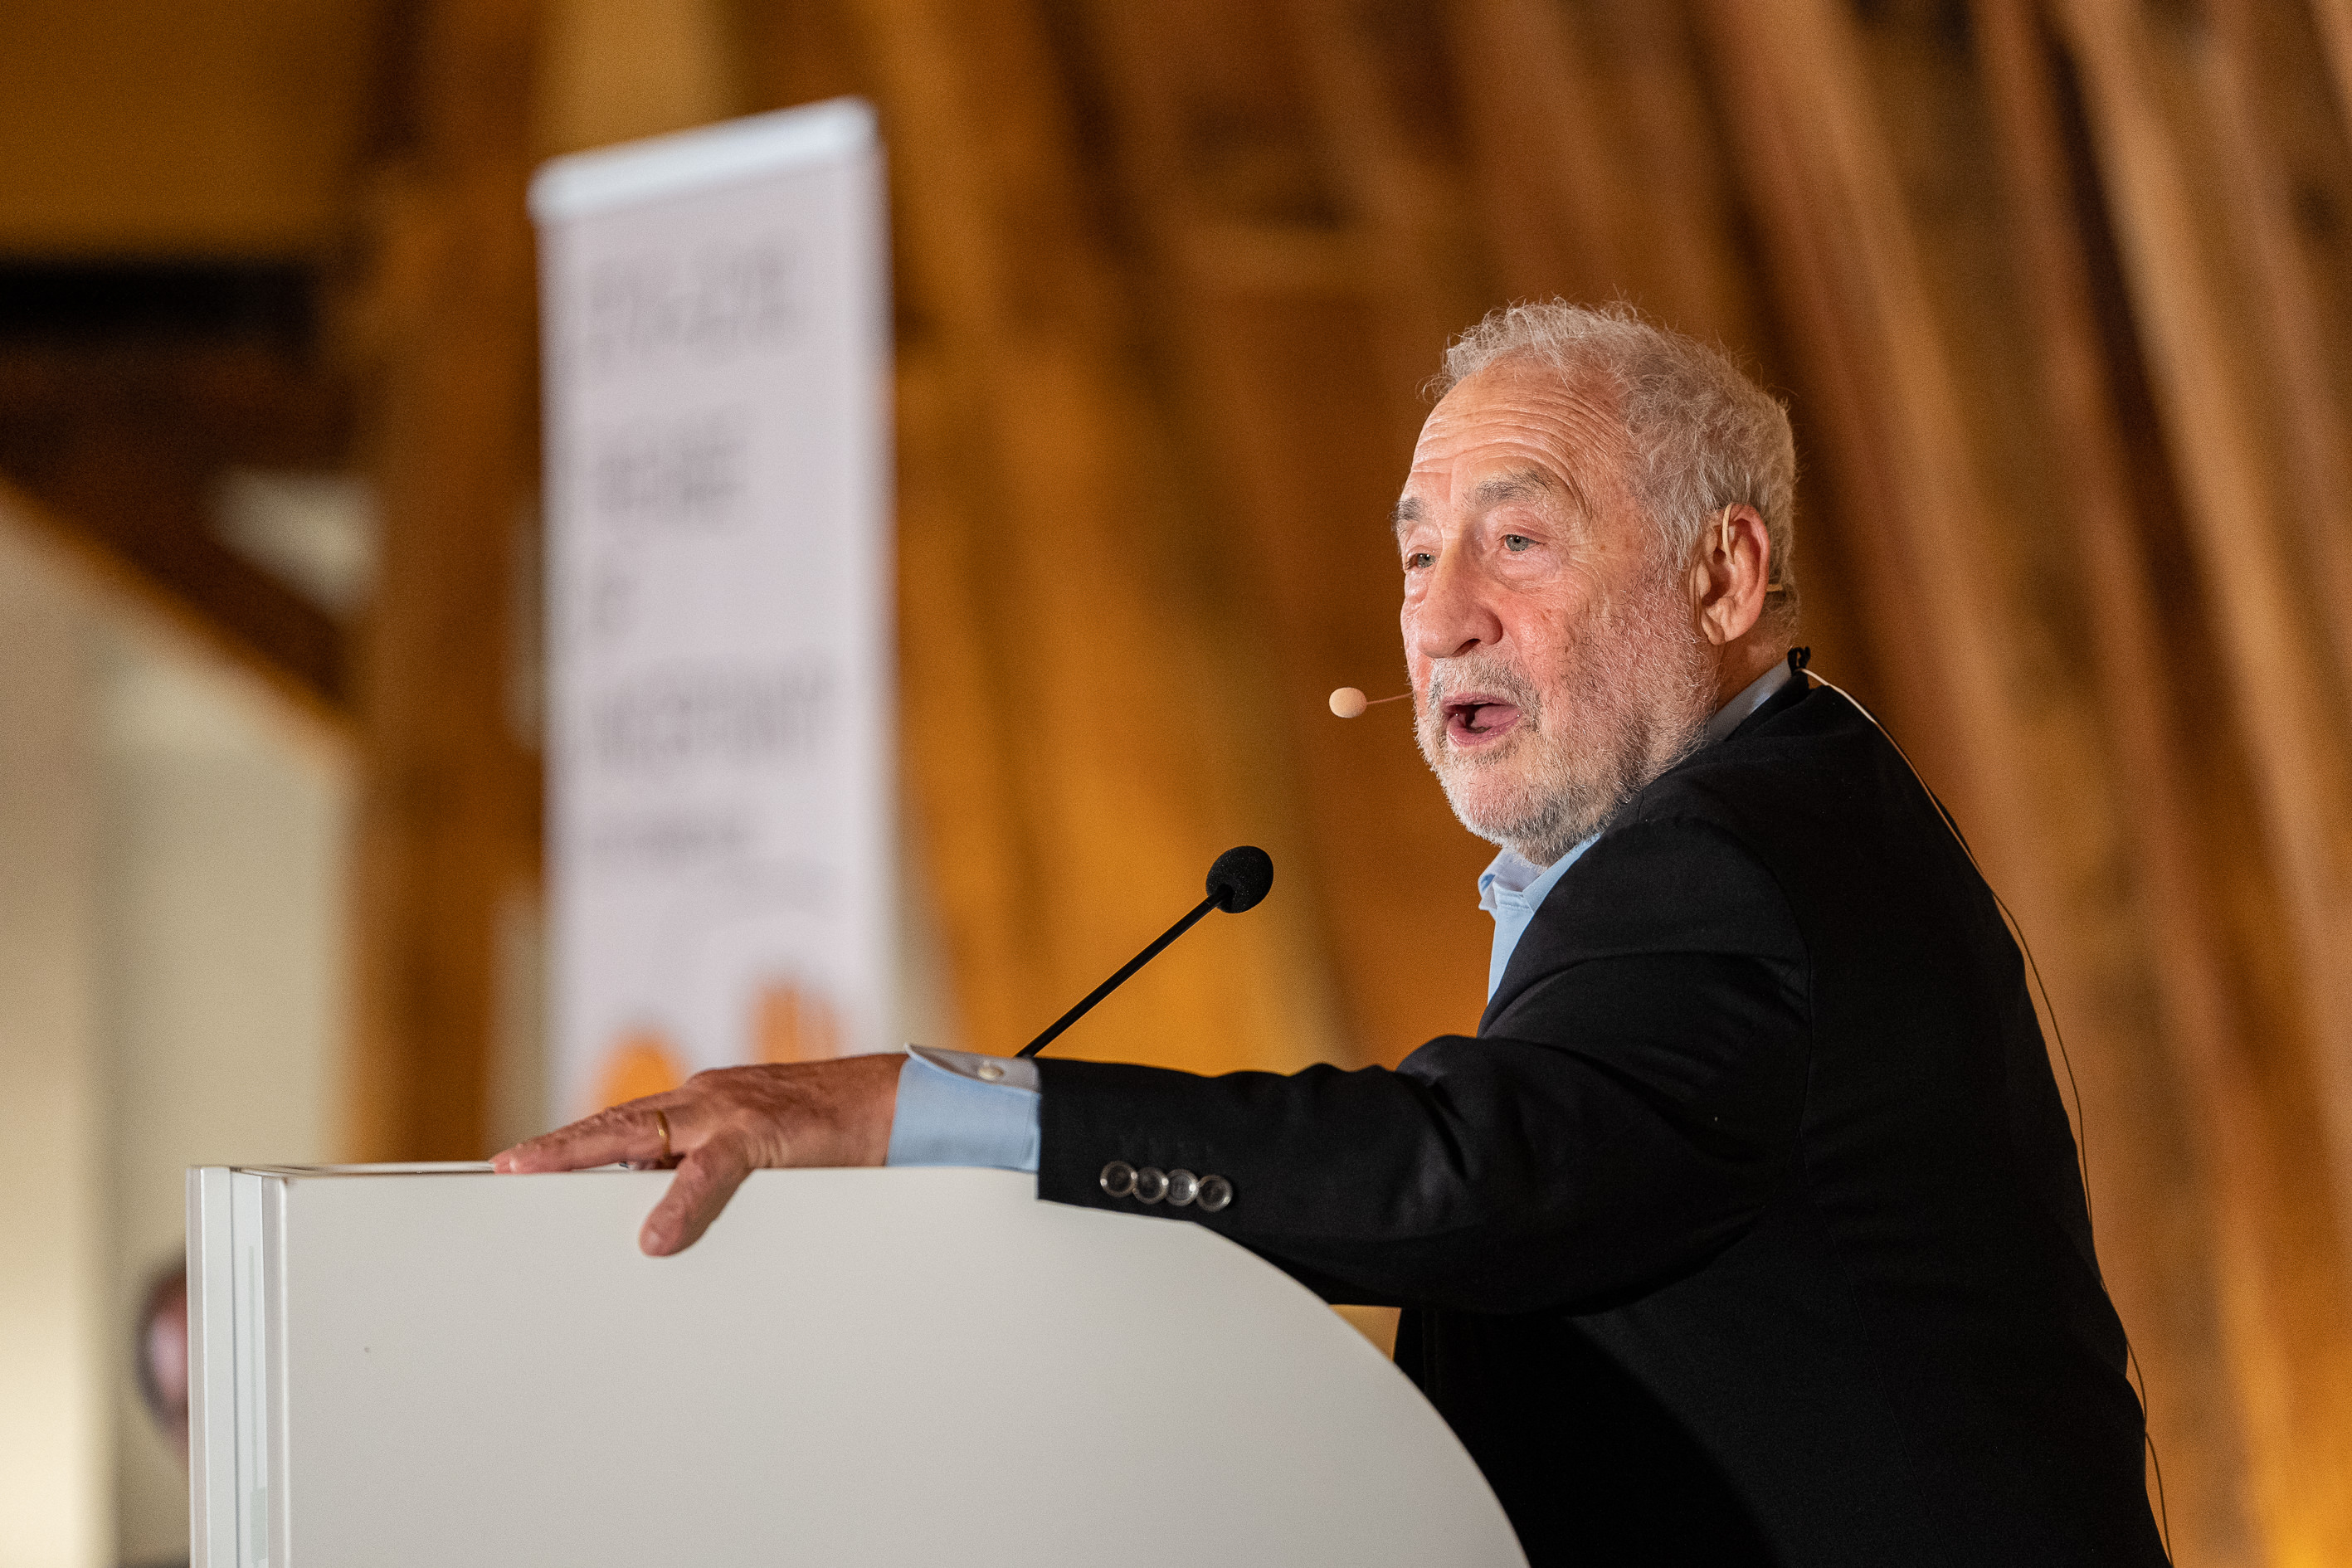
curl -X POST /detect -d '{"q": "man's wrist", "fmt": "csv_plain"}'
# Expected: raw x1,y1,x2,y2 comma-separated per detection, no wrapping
885,1048,1043,1171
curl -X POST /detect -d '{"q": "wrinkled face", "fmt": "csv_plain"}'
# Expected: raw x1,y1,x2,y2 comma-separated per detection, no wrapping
1395,361,1715,864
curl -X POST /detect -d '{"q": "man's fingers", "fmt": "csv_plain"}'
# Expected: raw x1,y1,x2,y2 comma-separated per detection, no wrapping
492,1098,678,1174
489,1090,747,1254
640,1139,753,1256
490,1058,897,1252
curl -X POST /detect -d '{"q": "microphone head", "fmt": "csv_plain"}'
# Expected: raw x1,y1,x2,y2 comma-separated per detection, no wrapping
1206,845,1275,913
1328,686,1369,718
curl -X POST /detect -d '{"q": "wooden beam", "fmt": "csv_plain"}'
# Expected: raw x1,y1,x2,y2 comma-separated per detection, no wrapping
1278,0,1488,444
738,0,1050,1069
1975,5,2319,1557
0,475,351,752
0,339,351,711
1692,0,2301,1551
2199,0,2352,724
2316,0,2352,142
342,0,543,1161
2053,0,2352,1267
1697,0,2029,832
1444,0,1759,347
1070,0,1497,1063
1173,220,1361,296
2040,0,2352,1554
757,0,1346,1074
1445,0,1631,308
886,341,1044,1058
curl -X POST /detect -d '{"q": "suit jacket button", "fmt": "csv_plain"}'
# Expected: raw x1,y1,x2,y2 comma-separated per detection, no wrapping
1165,1169,1199,1206
1133,1166,1168,1204
1196,1175,1232,1213
1098,1161,1137,1198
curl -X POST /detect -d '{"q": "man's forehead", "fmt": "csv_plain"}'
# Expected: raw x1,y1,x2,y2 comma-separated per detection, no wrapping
1396,363,1621,517
1421,362,1620,450
1391,466,1558,529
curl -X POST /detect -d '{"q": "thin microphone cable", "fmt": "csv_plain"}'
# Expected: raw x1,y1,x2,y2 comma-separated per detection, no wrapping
1799,663,2173,1564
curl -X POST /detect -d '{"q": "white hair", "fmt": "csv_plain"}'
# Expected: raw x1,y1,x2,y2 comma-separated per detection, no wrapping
1435,301,1799,629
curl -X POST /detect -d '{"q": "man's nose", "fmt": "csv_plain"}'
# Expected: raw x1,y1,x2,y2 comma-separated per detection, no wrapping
1410,546,1502,661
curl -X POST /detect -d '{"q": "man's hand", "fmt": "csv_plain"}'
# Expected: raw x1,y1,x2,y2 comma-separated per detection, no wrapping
491,1054,902,1256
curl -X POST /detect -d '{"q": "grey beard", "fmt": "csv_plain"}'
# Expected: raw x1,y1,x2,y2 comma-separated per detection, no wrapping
1417,576,1717,866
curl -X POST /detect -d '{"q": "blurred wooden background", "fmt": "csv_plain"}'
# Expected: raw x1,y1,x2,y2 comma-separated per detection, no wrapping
4,0,2350,1560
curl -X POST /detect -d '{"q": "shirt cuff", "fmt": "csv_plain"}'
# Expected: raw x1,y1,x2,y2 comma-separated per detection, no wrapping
884,1046,1042,1171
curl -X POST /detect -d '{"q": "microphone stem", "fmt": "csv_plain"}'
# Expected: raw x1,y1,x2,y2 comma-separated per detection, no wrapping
1015,894,1220,1059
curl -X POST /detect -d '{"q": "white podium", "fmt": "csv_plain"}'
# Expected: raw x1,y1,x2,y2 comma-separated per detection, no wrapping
188,1164,1525,1566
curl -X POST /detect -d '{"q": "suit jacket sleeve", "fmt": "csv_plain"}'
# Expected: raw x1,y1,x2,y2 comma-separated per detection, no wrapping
1035,817,1812,1315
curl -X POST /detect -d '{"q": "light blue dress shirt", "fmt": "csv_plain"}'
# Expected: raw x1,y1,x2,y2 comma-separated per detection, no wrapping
1477,658,1796,997
1475,836,1600,1000
884,1046,1043,1170
885,657,1801,1174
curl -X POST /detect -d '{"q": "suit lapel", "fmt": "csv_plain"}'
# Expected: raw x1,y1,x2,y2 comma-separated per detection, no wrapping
1473,671,1817,1036
1479,889,1575,1035
1728,666,1810,742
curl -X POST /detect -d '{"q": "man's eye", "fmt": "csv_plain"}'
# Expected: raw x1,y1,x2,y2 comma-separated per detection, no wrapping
1405,552,1435,569
1502,534,1534,553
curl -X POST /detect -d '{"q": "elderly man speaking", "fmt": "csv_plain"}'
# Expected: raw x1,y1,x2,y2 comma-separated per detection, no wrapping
500,304,2169,1566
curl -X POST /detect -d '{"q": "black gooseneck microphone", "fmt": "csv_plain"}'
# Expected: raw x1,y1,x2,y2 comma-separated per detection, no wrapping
1015,845,1275,1059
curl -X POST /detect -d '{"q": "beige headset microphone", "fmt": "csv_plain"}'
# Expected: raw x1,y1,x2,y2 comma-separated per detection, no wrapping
1327,687,1407,718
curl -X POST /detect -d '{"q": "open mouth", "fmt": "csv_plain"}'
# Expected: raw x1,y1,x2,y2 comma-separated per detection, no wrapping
1442,694,1524,748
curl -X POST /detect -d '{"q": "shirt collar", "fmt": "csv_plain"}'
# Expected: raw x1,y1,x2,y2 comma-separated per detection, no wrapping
1474,657,1799,908
1700,657,1799,749
1477,845,1550,911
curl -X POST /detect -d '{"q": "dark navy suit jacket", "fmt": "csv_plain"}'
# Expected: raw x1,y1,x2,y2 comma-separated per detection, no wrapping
1036,676,2168,1566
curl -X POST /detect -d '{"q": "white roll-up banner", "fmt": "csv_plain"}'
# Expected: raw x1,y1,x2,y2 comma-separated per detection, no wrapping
533,99,894,1120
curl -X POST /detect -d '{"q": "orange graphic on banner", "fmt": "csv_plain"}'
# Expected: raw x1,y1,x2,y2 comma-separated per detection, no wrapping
755,981,840,1064
592,1030,685,1110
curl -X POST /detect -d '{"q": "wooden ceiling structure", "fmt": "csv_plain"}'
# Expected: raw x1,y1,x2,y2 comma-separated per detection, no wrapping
5,0,2352,1559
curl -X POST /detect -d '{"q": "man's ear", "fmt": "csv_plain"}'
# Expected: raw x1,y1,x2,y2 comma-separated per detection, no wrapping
1694,504,1770,646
